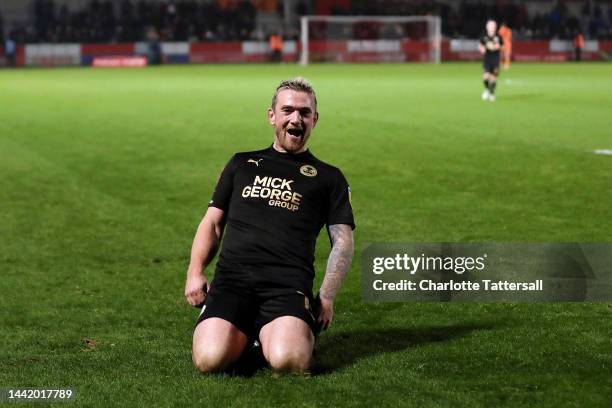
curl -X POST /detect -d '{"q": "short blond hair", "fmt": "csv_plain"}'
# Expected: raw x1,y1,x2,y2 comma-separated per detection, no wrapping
271,77,317,110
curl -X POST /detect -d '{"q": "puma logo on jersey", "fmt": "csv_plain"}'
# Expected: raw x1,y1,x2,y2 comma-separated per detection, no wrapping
248,159,263,166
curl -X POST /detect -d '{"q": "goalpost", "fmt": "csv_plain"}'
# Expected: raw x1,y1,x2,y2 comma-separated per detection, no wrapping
300,15,442,65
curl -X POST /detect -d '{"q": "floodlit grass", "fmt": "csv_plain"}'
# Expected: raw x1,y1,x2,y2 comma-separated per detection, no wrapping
1,63,611,407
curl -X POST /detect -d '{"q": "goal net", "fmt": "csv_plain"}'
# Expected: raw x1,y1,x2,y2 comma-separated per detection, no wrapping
299,15,442,64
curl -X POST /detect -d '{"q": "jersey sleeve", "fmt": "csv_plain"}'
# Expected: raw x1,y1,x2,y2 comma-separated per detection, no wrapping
208,155,238,212
498,35,504,46
479,36,486,45
327,169,355,230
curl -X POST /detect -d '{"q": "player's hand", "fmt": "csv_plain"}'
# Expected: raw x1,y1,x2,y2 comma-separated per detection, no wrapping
317,296,334,330
184,271,209,307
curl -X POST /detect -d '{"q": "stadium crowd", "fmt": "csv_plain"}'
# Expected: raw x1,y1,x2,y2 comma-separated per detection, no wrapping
2,0,612,43
328,0,612,39
27,0,258,42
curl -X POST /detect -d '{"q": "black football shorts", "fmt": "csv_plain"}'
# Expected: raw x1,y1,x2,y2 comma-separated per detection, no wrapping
195,275,318,338
483,57,500,75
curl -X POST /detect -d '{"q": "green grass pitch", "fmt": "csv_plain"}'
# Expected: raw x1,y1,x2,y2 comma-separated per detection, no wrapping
1,63,611,407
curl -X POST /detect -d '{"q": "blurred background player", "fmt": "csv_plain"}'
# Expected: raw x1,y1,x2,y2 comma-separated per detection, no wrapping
498,22,512,70
4,32,17,67
479,20,503,102
269,32,283,63
146,27,162,65
574,30,584,61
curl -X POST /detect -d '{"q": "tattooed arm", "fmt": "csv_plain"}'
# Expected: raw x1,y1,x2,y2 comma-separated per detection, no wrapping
317,224,354,330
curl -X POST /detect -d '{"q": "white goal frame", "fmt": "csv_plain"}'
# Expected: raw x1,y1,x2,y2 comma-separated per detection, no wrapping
299,15,442,65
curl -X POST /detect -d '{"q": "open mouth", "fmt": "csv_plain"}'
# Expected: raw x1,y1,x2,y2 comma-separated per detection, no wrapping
286,128,304,138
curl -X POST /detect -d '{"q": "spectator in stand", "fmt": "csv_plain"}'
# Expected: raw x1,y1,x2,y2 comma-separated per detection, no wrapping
237,1,256,40
0,8,4,44
253,0,278,13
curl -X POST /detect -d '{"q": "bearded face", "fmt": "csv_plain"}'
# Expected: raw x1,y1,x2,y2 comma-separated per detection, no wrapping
268,90,319,154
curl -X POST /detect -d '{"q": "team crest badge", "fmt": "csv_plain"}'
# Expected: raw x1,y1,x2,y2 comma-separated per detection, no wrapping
300,165,317,177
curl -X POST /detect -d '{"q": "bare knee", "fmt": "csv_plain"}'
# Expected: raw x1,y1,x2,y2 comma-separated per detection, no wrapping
192,347,230,373
191,318,248,374
260,316,314,374
268,347,312,373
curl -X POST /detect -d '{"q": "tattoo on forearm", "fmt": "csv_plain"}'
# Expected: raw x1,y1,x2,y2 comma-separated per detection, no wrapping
320,224,354,300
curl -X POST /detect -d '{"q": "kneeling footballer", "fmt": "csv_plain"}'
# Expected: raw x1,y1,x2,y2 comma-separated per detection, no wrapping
184,77,355,374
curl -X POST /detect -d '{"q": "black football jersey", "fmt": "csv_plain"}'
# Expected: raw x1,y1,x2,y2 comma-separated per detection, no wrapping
480,34,503,60
209,146,355,291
